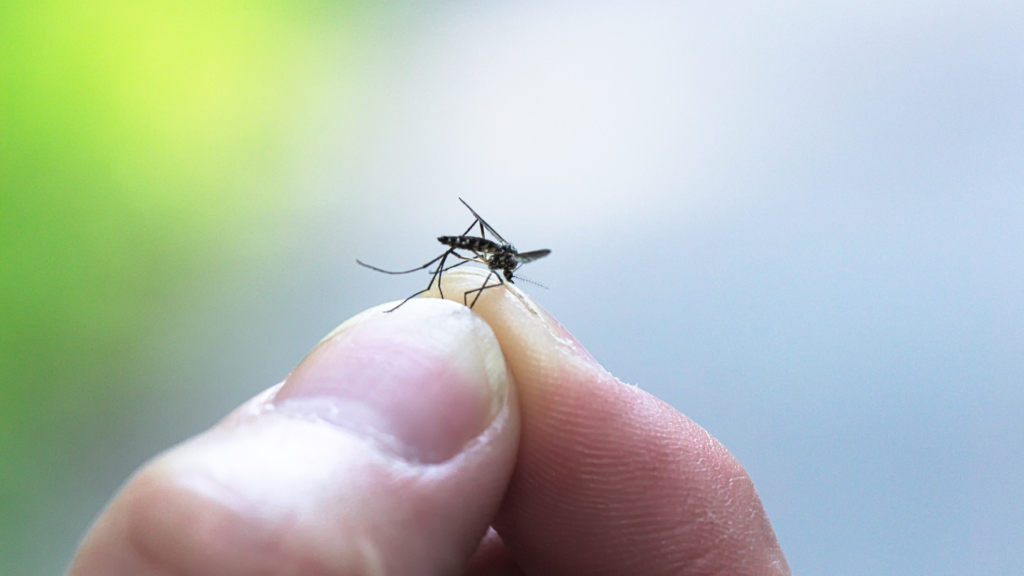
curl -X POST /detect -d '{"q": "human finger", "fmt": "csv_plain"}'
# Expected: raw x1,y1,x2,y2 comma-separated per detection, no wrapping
67,298,520,576
431,269,789,576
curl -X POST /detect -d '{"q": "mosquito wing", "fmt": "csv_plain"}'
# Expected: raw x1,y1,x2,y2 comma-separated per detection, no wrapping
515,249,551,264
458,198,508,244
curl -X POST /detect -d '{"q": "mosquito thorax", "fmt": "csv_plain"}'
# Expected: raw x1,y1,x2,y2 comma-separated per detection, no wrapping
489,249,518,277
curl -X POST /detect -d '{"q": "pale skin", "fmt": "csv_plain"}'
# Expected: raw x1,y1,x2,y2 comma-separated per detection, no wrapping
67,269,790,575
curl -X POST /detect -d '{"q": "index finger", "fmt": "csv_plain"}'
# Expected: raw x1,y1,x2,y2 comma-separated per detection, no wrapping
429,269,790,575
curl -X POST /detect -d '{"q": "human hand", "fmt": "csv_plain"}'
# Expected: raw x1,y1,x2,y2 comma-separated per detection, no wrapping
67,269,789,575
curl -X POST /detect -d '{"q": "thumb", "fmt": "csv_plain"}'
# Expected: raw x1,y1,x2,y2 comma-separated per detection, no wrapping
67,298,520,576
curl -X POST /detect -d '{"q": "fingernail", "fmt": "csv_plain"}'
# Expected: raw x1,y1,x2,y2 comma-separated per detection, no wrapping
272,299,508,464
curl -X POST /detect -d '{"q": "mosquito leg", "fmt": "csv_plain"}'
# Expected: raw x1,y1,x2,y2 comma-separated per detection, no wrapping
460,218,480,237
427,249,479,299
357,252,447,275
454,212,486,239
462,271,494,308
436,252,492,302
436,259,474,273
444,250,488,266
473,272,505,308
429,250,452,300
385,251,459,313
463,271,506,309
385,287,432,313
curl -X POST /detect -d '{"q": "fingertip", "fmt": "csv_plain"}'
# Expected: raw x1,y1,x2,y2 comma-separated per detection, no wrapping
275,297,509,464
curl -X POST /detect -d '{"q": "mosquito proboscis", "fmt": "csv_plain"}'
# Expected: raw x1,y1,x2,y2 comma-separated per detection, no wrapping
356,198,551,311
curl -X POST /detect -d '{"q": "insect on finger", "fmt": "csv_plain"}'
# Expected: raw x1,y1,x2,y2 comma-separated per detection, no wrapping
356,199,551,310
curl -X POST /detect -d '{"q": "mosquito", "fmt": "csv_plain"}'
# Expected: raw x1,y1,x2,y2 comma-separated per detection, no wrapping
357,198,551,311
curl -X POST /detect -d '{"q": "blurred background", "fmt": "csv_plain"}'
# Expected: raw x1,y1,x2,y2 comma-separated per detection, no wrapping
2,1,1021,574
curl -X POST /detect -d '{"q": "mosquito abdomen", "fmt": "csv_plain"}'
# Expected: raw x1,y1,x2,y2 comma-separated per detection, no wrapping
438,235,501,253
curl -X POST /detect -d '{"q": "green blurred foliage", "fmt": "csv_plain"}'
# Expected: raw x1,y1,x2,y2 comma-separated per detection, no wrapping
1,1,368,570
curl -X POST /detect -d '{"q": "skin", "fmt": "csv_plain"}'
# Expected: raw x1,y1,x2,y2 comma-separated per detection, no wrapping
66,268,790,576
